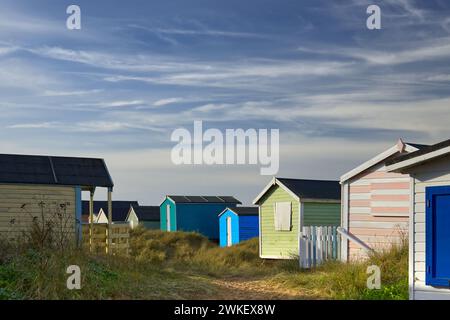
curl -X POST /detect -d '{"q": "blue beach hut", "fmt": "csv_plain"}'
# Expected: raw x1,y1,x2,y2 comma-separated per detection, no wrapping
219,207,259,247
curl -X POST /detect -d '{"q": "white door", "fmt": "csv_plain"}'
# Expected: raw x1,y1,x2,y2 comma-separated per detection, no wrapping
227,217,232,247
166,204,171,231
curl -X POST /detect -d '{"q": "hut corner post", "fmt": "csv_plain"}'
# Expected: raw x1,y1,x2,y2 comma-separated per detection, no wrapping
89,188,95,253
107,187,113,255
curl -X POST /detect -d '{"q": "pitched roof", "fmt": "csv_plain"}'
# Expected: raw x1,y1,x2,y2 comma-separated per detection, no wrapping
82,200,139,222
404,142,429,150
253,177,341,204
219,206,258,217
386,138,450,171
277,178,341,200
0,153,113,188
131,205,160,221
340,140,427,183
166,195,241,204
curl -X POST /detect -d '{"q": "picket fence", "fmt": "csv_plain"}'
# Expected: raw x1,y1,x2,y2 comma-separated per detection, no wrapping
299,226,341,268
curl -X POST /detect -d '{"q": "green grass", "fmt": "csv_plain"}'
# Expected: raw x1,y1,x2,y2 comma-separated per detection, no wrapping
0,228,408,300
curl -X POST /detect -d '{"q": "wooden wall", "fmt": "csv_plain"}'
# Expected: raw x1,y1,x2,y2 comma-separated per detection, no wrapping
345,162,409,260
410,155,450,300
259,185,299,259
0,183,76,243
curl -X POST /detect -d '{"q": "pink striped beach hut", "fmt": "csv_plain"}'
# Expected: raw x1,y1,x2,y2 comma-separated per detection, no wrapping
340,139,428,261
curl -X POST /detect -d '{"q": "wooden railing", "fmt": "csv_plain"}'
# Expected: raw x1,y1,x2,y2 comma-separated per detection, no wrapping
299,226,341,269
81,223,130,255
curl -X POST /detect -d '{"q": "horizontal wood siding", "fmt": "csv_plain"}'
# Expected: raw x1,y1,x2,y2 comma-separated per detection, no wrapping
259,185,299,258
238,215,259,242
0,184,76,242
411,155,450,299
347,162,409,260
303,202,340,226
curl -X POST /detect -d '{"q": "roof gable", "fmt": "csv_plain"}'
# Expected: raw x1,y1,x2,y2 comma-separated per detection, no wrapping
386,138,450,172
340,140,426,183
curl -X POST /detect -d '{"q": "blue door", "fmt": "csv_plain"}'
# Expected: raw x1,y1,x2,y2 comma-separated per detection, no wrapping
426,186,450,287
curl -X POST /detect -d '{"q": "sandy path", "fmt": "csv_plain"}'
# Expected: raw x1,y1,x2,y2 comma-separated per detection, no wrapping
207,277,314,300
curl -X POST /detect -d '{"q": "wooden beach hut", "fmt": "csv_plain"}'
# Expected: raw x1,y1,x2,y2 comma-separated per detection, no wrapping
340,139,427,261
126,205,160,229
218,207,259,247
387,138,450,300
159,195,241,240
82,200,138,223
0,153,114,245
253,177,341,259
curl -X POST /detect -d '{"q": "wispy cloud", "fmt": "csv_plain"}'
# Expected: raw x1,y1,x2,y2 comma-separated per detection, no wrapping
42,89,102,97
153,97,186,106
7,122,60,129
1,0,450,204
129,24,267,39
87,100,146,108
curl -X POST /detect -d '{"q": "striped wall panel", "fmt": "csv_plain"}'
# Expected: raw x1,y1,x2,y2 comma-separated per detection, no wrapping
347,163,409,260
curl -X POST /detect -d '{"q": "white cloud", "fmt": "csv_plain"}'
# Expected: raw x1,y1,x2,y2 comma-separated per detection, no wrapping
7,122,59,129
426,74,450,81
299,37,450,65
92,100,146,108
128,24,267,39
153,97,185,106
42,89,102,97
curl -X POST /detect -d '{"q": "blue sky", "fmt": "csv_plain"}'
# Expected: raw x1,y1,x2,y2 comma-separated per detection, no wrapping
1,0,450,204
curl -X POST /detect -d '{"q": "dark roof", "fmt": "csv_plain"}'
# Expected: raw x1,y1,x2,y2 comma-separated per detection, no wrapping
167,195,241,204
132,205,160,221
82,201,139,222
277,178,341,200
405,142,429,150
0,154,113,187
228,207,258,216
387,139,450,166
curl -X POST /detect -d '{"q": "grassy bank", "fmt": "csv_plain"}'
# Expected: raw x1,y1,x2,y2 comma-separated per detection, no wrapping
0,228,408,300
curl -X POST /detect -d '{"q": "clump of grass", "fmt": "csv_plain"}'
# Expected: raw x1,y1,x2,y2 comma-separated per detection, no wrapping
275,240,409,300
0,247,216,300
187,238,272,276
130,228,215,264
130,228,271,276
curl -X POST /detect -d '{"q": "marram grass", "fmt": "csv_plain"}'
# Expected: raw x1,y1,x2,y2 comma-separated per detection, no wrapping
0,227,408,300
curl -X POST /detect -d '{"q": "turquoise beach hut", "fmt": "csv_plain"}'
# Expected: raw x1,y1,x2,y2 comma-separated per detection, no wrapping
160,195,241,240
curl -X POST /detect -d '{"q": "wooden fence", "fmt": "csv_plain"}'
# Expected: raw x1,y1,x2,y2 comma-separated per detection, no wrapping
81,223,130,255
299,226,341,269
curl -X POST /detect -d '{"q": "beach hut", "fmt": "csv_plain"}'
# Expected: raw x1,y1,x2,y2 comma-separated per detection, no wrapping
0,153,114,244
218,207,259,247
387,138,450,300
126,205,160,229
82,200,138,223
253,177,341,259
160,195,241,240
340,139,428,261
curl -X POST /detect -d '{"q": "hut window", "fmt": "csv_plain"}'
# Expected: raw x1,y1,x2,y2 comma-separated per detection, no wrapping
274,202,292,231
